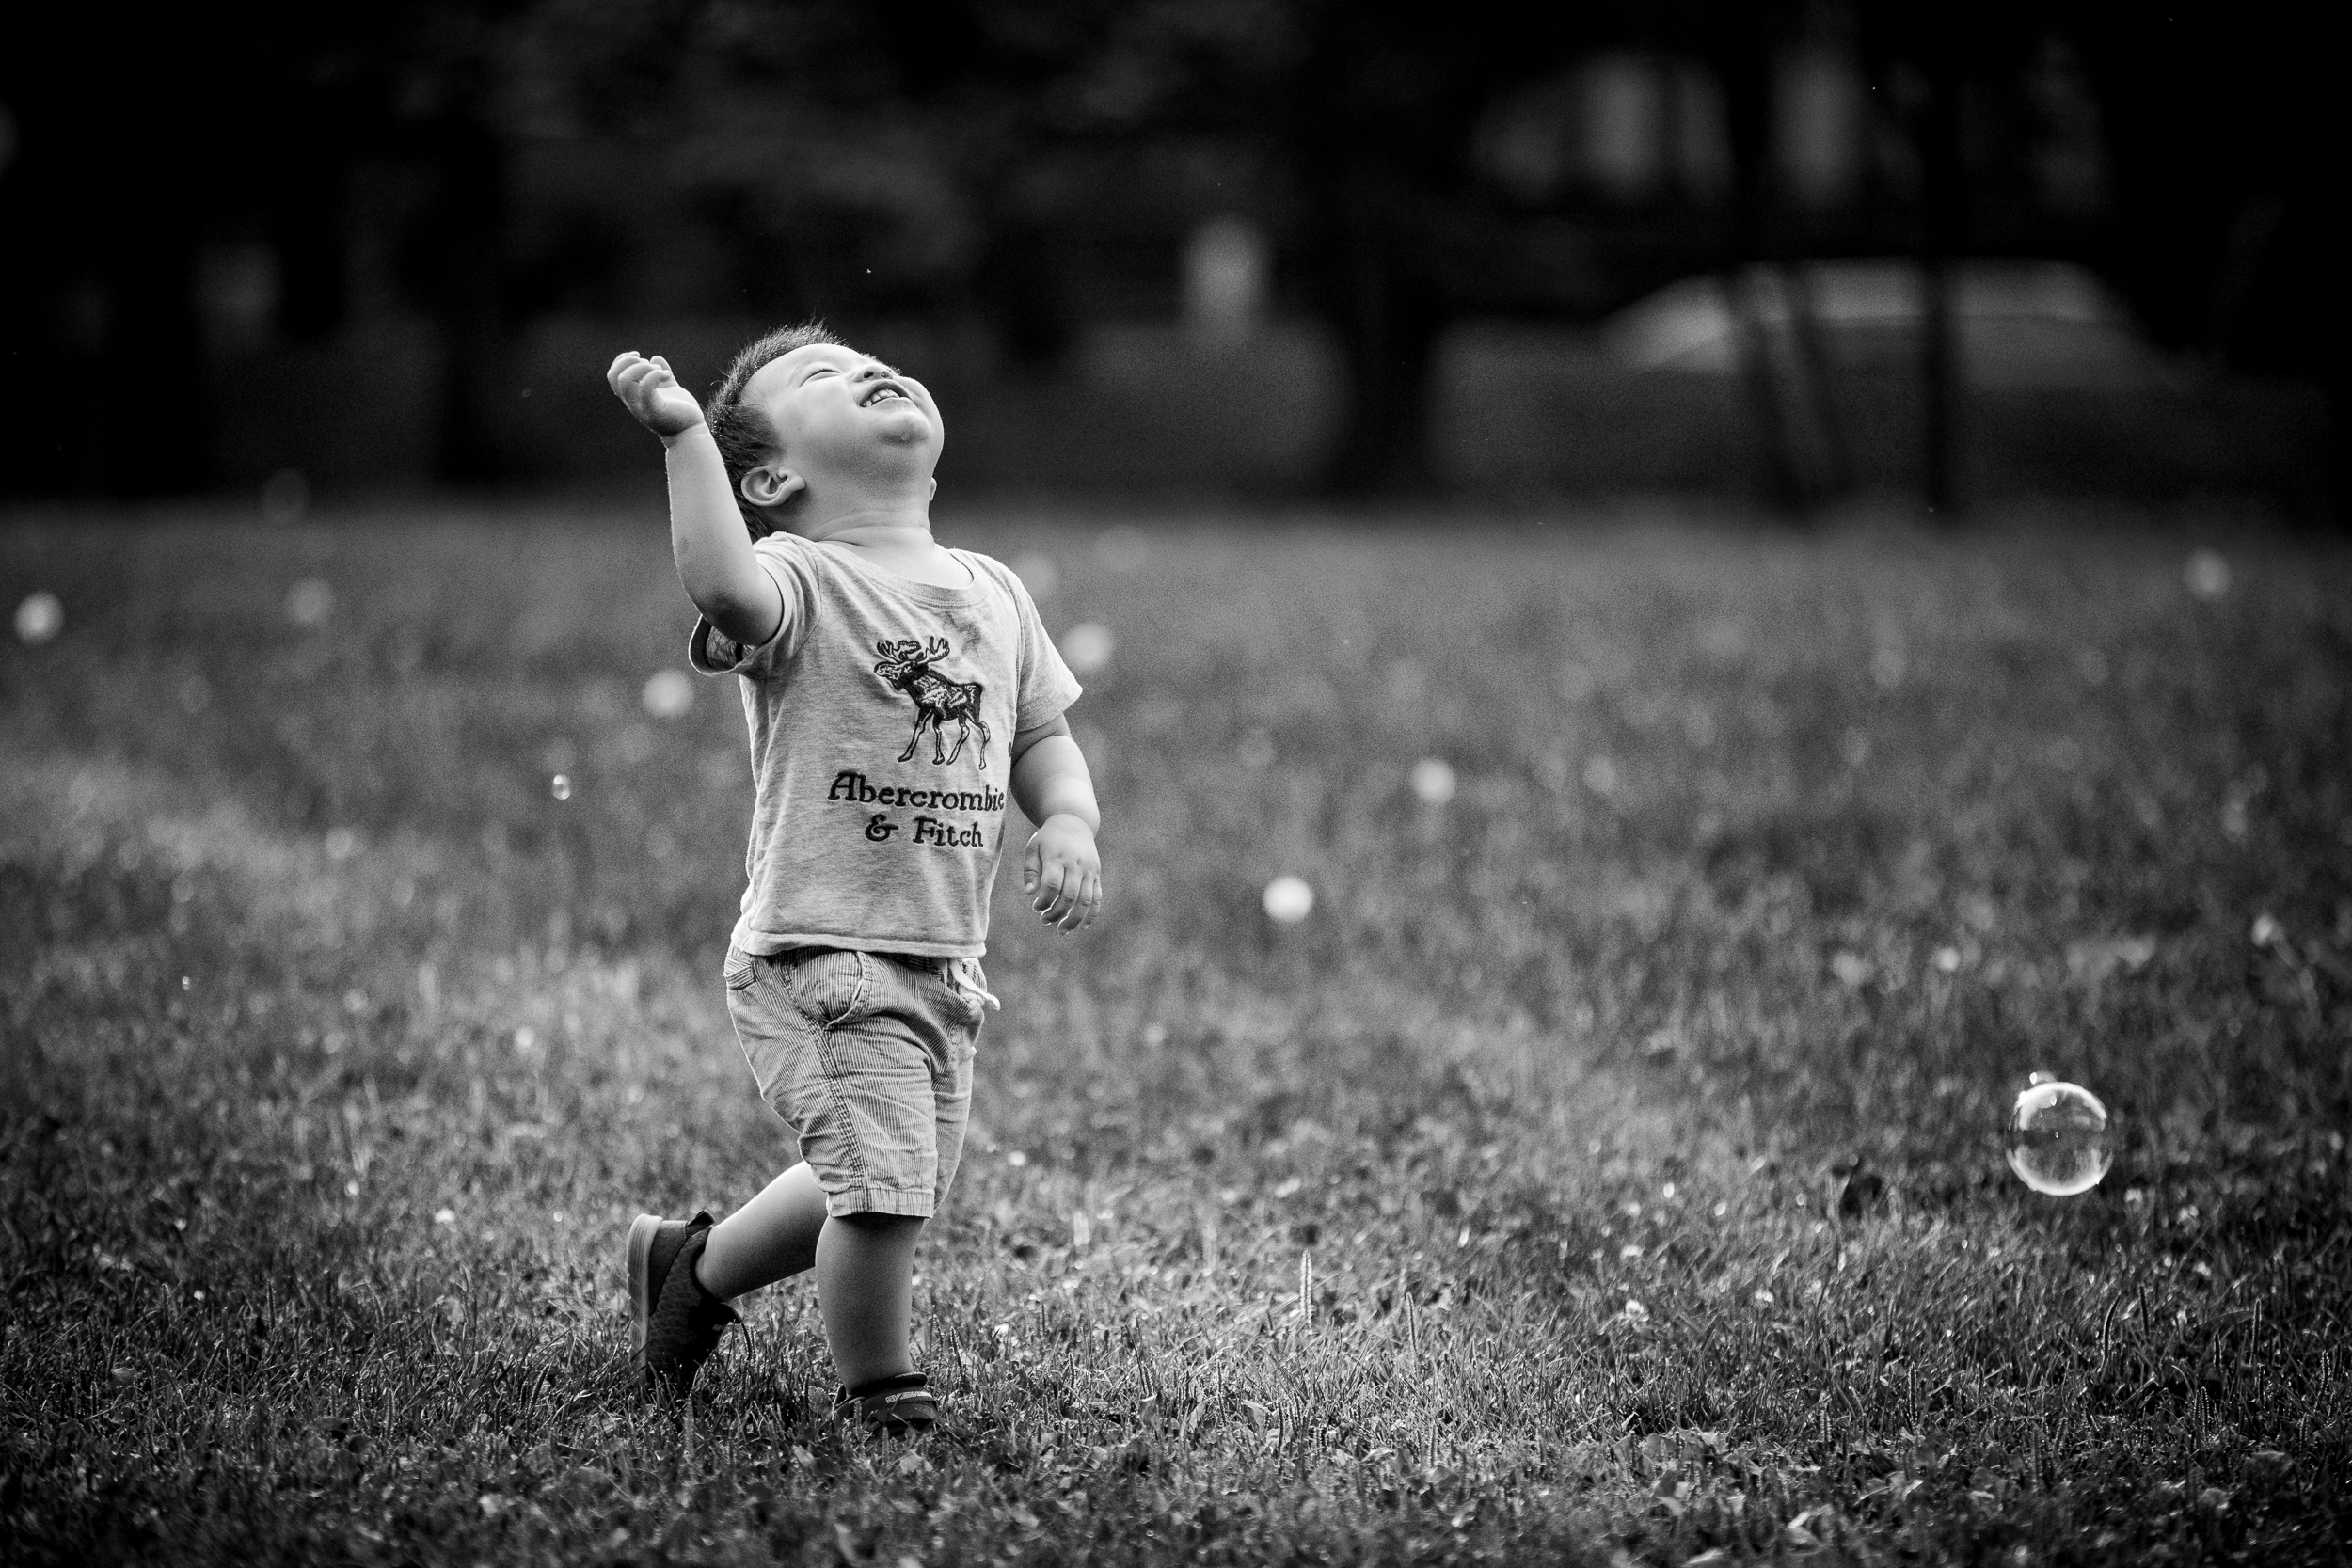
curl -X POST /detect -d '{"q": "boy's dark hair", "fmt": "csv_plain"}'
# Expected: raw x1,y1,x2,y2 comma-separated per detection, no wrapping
707,321,849,539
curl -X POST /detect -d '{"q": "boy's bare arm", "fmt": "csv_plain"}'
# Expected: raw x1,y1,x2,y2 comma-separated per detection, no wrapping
607,351,783,650
1010,717,1102,931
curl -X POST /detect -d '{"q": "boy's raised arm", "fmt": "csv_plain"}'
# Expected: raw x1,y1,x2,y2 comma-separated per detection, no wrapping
608,351,783,651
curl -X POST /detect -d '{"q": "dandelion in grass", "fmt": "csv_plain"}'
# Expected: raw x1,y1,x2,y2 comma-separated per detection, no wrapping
14,591,63,644
1263,875,1314,924
1408,757,1456,805
2006,1074,2112,1196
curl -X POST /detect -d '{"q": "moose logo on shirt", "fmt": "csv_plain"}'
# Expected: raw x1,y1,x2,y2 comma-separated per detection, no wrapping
873,636,991,768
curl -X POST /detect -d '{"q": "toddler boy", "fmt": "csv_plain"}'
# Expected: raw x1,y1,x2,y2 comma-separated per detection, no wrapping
606,324,1104,1434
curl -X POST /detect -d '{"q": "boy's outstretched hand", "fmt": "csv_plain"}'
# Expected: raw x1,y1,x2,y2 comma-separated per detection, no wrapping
1024,814,1102,932
607,352,706,440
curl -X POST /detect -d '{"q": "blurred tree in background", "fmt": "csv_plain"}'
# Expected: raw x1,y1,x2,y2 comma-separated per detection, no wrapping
0,0,2336,511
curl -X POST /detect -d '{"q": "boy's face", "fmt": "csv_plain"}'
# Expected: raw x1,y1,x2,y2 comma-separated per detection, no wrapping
742,342,944,496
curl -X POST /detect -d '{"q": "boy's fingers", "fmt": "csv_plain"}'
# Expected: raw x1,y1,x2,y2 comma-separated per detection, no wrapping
1056,873,1093,929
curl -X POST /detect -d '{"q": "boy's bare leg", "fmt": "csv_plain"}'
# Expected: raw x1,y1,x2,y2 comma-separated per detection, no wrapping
816,1212,925,1388
697,1171,925,1386
696,1163,828,1299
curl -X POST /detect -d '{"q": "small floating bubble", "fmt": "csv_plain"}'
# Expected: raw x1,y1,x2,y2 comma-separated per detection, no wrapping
640,669,694,719
1408,757,1457,806
2184,548,2232,600
14,591,64,644
2005,1077,2113,1196
283,578,334,627
1010,552,1059,598
549,774,571,800
1262,875,1314,925
1094,526,1148,572
1061,622,1115,675
261,468,310,526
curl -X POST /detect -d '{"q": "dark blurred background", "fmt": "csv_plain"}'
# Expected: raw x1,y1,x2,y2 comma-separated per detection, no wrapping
0,0,2338,515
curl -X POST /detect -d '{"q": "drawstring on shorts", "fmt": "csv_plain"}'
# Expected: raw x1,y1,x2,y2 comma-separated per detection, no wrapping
943,957,1001,1012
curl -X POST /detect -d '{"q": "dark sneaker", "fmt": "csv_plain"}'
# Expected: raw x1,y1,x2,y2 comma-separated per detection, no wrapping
832,1373,938,1436
627,1210,739,1400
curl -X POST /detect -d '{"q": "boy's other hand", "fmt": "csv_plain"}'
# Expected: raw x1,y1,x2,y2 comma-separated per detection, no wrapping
607,351,706,439
1023,815,1102,932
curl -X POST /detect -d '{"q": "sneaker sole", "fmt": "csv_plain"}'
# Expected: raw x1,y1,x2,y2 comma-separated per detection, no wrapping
626,1212,663,1367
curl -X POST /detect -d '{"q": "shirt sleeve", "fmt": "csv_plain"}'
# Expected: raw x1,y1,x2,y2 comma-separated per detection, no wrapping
991,557,1083,732
688,540,814,677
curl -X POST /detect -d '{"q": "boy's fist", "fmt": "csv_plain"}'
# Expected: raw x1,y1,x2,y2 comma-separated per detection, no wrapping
607,351,706,439
1023,814,1102,932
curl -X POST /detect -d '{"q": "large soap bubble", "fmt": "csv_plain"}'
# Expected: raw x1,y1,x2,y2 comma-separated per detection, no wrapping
2005,1074,2112,1196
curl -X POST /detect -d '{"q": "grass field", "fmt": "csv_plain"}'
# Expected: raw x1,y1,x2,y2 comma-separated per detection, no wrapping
3,505,2348,1566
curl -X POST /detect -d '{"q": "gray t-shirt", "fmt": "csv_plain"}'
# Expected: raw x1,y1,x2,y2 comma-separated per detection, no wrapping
691,534,1080,959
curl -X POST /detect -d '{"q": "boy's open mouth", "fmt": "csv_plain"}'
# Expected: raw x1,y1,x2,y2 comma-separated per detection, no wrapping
860,381,911,407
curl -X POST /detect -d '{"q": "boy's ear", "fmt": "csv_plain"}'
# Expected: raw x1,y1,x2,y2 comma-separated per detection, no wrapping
740,465,805,509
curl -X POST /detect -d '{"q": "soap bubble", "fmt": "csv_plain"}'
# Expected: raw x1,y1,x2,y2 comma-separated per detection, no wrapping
2184,549,2231,601
283,578,334,627
641,668,694,719
1010,552,1059,598
14,591,63,644
1062,622,1115,675
549,774,572,800
1408,757,1457,805
1262,875,1314,924
2005,1074,2112,1196
1095,526,1148,572
261,467,310,525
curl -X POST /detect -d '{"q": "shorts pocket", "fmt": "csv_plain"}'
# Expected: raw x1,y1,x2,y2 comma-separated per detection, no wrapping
784,949,871,1028
723,946,758,991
